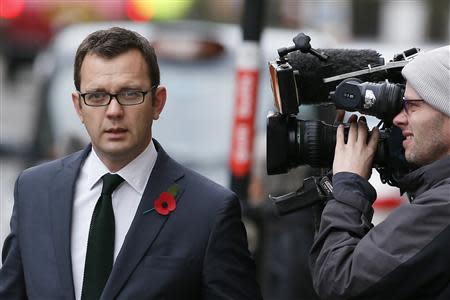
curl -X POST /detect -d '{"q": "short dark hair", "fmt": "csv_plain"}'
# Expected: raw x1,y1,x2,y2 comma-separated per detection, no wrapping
74,27,160,91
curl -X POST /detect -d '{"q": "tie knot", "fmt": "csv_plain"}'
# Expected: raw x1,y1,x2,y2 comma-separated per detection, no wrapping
101,173,124,196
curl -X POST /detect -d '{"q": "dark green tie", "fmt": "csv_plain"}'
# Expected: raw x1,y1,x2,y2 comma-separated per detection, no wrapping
81,173,124,300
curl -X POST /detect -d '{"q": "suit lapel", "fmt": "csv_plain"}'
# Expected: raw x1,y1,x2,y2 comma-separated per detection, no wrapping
49,147,91,300
102,143,185,299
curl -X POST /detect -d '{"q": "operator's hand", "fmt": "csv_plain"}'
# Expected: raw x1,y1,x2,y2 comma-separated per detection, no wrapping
332,114,380,179
334,109,346,125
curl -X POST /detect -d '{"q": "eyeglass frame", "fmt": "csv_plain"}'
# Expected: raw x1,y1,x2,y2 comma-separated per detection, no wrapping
402,97,424,114
78,85,158,107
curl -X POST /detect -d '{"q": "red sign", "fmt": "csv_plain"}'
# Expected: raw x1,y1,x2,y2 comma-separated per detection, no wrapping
229,70,259,177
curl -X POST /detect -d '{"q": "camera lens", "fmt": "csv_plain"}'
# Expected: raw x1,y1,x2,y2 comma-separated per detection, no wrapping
267,113,389,174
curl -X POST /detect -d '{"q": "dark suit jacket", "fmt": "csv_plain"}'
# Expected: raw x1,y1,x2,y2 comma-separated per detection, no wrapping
0,140,262,299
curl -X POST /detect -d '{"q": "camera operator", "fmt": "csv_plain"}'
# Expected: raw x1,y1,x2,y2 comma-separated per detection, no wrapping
310,45,450,300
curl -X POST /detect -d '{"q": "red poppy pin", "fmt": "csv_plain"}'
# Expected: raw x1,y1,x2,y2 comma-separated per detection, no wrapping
144,184,179,216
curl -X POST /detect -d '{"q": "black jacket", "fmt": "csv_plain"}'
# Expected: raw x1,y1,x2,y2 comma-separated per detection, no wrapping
310,156,450,300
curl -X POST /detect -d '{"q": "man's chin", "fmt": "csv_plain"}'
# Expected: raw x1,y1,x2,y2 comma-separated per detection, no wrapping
105,147,131,158
406,152,430,168
95,143,131,158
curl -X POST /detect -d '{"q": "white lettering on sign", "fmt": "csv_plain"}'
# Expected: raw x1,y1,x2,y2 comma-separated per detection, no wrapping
235,124,250,163
237,73,256,118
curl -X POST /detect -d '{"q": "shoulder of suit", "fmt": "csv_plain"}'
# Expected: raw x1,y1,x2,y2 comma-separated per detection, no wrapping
21,149,85,178
168,157,236,200
155,140,234,197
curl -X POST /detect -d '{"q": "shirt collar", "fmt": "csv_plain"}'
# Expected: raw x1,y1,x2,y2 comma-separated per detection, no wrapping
85,140,158,195
398,155,450,199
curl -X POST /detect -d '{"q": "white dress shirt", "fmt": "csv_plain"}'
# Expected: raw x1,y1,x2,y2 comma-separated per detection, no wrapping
71,141,157,300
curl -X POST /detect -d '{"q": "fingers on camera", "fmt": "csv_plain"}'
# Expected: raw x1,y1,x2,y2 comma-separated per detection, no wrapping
348,114,358,123
369,126,380,149
334,109,346,125
346,114,358,143
336,124,346,146
357,116,369,142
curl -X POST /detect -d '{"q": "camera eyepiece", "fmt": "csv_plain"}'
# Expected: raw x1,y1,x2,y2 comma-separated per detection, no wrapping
333,79,404,121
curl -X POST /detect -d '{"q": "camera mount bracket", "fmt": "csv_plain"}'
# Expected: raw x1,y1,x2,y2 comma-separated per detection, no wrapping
277,33,328,61
271,174,333,215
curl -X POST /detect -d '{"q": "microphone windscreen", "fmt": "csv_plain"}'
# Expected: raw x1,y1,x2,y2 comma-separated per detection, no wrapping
288,49,385,104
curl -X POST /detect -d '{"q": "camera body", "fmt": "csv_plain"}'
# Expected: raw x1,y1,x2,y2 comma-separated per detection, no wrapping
267,33,419,193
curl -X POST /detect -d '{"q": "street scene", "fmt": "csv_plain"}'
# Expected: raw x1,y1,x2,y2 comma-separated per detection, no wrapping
1,0,449,299
1,62,38,253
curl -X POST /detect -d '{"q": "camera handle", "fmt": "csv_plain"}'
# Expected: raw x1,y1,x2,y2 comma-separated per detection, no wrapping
271,174,333,216
277,33,328,61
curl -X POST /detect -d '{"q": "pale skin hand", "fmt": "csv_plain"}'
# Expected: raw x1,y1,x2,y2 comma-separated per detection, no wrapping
332,113,380,179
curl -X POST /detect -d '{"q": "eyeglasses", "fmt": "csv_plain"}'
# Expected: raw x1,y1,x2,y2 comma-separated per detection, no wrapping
78,87,156,107
402,97,424,114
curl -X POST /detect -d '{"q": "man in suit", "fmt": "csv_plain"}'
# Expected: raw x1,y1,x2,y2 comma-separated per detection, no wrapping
0,27,262,300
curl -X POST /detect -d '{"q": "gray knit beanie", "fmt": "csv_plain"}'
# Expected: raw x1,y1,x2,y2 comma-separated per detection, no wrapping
402,45,450,117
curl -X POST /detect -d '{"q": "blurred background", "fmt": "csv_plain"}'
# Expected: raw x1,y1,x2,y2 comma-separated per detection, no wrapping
1,0,449,298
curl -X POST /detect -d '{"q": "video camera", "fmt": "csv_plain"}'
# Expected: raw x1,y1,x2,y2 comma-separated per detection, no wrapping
266,33,420,215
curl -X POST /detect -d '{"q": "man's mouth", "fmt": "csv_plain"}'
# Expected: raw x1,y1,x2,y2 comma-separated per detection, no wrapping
106,128,127,133
402,131,413,139
402,132,413,147
105,128,128,138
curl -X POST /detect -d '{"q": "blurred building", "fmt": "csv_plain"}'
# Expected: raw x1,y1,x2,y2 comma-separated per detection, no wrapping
218,0,450,43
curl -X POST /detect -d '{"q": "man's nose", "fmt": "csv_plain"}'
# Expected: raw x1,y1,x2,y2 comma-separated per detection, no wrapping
393,109,407,126
105,98,124,116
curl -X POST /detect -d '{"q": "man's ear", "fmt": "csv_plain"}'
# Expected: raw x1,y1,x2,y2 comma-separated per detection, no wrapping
152,86,167,120
72,92,84,123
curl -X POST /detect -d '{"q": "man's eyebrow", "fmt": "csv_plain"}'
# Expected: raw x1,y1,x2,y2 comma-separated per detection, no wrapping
118,86,143,91
83,88,108,93
83,85,146,93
